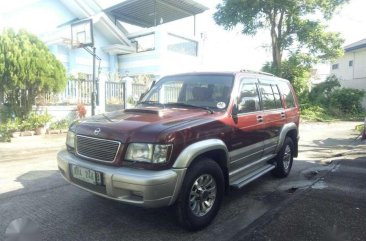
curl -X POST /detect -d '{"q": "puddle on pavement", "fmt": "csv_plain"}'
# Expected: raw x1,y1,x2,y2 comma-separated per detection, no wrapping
311,181,328,189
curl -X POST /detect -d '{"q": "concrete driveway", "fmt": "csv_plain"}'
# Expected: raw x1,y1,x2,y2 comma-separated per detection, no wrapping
0,121,365,241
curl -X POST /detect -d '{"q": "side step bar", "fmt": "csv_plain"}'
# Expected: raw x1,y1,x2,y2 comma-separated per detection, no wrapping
230,164,275,189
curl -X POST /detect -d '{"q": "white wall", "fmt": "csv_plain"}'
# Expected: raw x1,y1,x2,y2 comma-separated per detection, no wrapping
331,48,366,107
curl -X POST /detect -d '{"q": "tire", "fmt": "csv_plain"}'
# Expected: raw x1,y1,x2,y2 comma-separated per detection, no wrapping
175,158,224,231
272,137,294,178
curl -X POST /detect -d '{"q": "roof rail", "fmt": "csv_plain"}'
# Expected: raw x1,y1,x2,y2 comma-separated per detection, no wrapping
240,69,275,77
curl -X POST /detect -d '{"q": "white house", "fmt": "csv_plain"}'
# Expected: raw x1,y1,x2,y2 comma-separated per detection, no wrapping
330,38,366,107
0,0,208,117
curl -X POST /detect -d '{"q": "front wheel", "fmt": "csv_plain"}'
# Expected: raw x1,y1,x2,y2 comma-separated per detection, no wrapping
272,137,294,178
175,158,224,231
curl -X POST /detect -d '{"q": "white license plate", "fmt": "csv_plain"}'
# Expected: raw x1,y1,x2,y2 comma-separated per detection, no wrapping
71,165,97,185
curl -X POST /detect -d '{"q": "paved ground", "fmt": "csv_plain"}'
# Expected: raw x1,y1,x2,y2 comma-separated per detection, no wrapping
0,121,365,241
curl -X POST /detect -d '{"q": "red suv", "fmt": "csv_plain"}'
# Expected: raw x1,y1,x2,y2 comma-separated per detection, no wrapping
57,70,300,230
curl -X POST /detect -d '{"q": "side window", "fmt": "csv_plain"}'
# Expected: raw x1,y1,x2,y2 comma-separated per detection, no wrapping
278,82,296,108
259,84,277,110
271,84,283,108
237,83,260,114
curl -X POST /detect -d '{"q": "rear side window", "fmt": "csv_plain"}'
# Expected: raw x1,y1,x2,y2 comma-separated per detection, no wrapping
237,83,261,113
278,82,296,108
259,84,277,110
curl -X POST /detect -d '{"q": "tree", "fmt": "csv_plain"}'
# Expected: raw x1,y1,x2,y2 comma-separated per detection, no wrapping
214,0,348,75
0,29,66,119
263,53,312,95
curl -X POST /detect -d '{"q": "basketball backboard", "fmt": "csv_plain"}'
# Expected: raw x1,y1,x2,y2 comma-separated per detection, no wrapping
71,19,94,48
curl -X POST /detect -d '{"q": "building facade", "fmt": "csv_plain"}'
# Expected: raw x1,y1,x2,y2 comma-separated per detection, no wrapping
331,38,366,107
1,0,208,117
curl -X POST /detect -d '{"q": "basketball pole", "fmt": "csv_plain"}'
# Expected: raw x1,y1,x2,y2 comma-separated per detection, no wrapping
92,46,96,116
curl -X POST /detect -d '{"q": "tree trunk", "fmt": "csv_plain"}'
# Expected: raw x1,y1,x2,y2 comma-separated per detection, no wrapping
271,26,282,76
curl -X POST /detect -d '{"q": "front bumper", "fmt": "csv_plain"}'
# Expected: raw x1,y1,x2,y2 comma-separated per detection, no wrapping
57,150,186,208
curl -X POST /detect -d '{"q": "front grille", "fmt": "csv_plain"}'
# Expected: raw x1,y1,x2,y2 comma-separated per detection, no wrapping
76,135,121,162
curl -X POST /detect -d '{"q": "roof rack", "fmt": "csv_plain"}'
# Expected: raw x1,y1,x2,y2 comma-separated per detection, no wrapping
240,69,275,77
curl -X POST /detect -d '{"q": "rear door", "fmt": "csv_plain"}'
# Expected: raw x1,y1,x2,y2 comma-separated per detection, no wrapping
258,81,286,156
229,77,265,173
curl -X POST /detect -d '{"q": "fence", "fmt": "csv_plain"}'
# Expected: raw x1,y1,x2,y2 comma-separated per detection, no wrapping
34,80,151,112
36,80,93,105
132,83,148,100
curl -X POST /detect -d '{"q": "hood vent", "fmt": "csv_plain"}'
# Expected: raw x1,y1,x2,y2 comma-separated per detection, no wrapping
124,108,160,115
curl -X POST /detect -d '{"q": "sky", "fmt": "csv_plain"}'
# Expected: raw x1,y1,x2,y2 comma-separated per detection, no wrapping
192,0,366,72
0,0,365,73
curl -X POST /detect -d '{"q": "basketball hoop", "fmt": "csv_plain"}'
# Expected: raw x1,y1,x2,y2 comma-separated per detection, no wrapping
71,19,94,49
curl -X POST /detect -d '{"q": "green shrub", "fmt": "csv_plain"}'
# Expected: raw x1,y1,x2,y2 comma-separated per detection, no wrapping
301,105,334,122
49,119,70,130
27,112,52,129
0,123,12,142
329,88,365,114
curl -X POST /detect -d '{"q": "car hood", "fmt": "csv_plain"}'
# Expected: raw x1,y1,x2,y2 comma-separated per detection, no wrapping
72,107,217,143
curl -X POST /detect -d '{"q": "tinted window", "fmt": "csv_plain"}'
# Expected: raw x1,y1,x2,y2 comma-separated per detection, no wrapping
278,82,296,108
237,83,260,113
259,84,277,110
271,84,283,108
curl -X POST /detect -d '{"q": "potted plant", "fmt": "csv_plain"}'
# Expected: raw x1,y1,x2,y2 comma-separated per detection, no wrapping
29,112,52,135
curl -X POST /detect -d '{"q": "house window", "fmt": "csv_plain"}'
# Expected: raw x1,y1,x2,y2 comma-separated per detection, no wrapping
349,60,353,67
332,64,339,70
167,33,198,56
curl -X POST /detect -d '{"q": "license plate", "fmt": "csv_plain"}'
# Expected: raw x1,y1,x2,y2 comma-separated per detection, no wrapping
71,165,98,185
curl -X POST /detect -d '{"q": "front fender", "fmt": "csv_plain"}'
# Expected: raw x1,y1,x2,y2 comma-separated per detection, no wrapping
172,139,229,169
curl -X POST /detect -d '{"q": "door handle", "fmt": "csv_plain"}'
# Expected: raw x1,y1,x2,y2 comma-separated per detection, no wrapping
257,116,264,123
280,112,285,118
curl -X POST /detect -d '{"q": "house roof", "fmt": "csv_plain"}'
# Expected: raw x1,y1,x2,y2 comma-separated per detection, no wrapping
105,0,208,28
345,38,366,52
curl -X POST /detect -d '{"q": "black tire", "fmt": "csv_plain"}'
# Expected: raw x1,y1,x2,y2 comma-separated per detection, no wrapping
272,137,294,178
175,158,224,231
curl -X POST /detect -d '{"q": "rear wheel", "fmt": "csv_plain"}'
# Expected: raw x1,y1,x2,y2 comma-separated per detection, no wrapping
272,137,294,178
175,158,224,231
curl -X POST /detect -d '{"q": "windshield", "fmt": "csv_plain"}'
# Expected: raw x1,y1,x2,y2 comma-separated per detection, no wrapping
140,74,234,111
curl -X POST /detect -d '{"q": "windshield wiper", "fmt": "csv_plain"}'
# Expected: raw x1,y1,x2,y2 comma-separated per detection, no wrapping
165,102,214,114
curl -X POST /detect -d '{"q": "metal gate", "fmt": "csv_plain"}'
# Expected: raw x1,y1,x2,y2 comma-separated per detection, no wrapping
105,82,126,112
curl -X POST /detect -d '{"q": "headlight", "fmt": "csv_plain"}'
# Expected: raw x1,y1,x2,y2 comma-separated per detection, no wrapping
66,131,75,148
125,143,171,163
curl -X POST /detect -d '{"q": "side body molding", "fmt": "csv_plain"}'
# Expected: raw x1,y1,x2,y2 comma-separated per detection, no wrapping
275,123,298,153
173,139,229,169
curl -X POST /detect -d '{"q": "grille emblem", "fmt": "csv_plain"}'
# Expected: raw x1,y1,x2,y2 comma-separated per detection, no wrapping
94,128,101,136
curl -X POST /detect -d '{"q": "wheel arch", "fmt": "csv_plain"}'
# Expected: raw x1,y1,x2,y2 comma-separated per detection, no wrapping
170,139,229,205
276,123,299,157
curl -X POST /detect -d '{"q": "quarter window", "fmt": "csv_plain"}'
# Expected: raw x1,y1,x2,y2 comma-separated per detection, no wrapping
237,83,260,113
278,82,296,108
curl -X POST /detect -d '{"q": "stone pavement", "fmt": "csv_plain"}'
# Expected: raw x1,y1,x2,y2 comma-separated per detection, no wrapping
0,133,66,162
234,154,366,241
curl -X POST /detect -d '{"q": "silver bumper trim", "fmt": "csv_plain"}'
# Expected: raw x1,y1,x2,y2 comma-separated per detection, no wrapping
57,149,186,208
